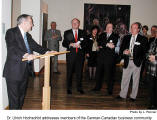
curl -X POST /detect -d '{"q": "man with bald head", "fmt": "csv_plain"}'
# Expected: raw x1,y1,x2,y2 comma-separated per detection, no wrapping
62,18,86,94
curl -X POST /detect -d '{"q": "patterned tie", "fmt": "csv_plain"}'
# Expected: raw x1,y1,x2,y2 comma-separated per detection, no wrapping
130,36,135,57
75,31,78,53
24,33,31,54
52,30,55,33
107,34,110,40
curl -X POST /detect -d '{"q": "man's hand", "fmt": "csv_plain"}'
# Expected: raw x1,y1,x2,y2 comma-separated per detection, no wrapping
96,47,99,51
149,55,156,62
99,46,103,48
106,43,115,49
23,53,29,58
52,34,58,39
75,41,81,48
23,53,36,61
75,43,81,48
46,50,57,54
86,53,90,57
69,43,80,48
123,49,130,55
69,43,74,47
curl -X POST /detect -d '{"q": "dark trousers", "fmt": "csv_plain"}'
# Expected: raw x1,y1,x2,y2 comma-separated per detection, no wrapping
50,57,53,83
140,60,146,81
6,65,29,110
66,53,84,91
147,74,157,107
94,55,115,93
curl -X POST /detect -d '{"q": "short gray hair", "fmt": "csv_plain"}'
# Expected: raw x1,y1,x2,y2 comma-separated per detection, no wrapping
17,14,32,25
51,21,56,25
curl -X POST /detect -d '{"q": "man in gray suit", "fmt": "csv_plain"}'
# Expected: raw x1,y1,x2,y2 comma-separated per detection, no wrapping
44,21,62,73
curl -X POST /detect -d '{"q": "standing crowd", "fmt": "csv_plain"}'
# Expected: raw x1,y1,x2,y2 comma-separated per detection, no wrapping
3,14,157,109
61,18,157,110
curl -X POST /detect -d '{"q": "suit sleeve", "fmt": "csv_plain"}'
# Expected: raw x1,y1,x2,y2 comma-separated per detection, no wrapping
28,34,50,54
62,31,70,49
119,35,128,59
80,30,87,50
56,30,62,41
5,30,25,60
97,34,105,47
85,35,91,54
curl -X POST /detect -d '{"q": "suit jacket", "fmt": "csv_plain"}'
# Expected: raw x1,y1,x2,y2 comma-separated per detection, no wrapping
120,34,148,68
97,32,119,57
62,29,87,61
44,29,62,51
3,27,49,81
148,37,156,49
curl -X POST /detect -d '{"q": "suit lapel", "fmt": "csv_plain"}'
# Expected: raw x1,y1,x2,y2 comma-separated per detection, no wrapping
135,34,140,42
70,29,75,40
108,33,111,39
78,29,81,41
127,35,132,48
106,32,113,42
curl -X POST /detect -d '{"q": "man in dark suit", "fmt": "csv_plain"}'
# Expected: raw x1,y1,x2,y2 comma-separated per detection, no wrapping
62,18,86,94
149,25,157,45
3,14,54,109
116,22,148,101
92,23,119,95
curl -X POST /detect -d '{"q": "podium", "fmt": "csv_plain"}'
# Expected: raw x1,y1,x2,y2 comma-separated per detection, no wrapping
22,51,69,110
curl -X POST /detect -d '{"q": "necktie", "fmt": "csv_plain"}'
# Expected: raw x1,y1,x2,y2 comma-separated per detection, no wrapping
130,36,135,57
52,30,55,33
24,33,31,54
107,34,110,40
75,31,78,53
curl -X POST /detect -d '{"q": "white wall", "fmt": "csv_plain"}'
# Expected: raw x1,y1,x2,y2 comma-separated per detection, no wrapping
130,0,157,32
45,0,157,60
0,0,2,110
12,0,21,27
0,0,12,109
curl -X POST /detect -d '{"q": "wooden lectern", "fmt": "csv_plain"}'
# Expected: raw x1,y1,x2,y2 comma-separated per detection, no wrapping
22,51,69,110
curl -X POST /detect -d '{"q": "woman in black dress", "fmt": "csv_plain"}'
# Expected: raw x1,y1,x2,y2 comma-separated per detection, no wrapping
86,26,99,80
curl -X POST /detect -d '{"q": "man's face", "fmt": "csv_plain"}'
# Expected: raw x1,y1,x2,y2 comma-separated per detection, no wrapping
24,17,33,32
93,19,99,25
131,24,139,35
51,23,56,30
72,19,80,30
106,24,113,34
151,27,157,37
